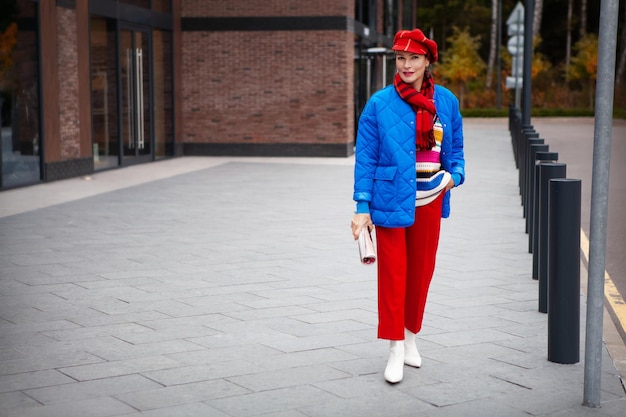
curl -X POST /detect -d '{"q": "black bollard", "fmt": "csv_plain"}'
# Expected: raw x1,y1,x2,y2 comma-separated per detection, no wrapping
537,163,566,312
531,152,559,279
526,144,549,240
517,124,534,171
510,110,523,166
523,138,545,221
518,128,537,194
548,179,581,364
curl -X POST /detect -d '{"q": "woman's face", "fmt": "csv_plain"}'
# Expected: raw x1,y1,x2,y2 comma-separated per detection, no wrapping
395,51,430,90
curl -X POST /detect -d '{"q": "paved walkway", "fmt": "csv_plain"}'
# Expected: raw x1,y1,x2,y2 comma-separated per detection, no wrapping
0,119,624,416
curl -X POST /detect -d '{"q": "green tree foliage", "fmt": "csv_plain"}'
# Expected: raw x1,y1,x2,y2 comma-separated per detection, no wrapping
531,36,552,78
437,27,486,108
568,34,598,81
568,34,598,107
412,0,621,109
417,0,516,58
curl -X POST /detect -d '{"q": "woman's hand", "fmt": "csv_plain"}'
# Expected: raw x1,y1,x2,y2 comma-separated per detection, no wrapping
351,214,373,240
445,177,455,192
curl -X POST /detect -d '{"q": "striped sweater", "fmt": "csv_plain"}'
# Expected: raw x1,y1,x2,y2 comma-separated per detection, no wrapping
415,116,451,206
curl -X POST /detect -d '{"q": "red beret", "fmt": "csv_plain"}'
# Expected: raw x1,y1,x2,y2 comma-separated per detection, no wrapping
392,29,438,63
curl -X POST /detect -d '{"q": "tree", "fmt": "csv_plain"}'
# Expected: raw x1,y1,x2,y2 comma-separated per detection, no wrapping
0,23,17,82
617,2,626,85
580,0,587,37
565,0,574,81
533,0,543,37
568,34,598,107
486,0,498,89
437,26,487,107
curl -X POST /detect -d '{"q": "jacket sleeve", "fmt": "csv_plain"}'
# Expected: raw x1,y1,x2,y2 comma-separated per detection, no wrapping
447,93,465,186
353,99,380,207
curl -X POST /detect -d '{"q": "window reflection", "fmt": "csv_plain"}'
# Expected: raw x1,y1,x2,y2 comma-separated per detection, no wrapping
1,0,41,188
90,17,120,170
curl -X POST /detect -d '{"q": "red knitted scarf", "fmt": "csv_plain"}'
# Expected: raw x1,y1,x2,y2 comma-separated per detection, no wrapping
394,72,436,150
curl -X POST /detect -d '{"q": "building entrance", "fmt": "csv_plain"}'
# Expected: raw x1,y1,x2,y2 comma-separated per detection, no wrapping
90,10,173,171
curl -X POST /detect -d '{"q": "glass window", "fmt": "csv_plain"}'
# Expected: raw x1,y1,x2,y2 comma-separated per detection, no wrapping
90,17,120,170
152,29,173,158
1,0,41,188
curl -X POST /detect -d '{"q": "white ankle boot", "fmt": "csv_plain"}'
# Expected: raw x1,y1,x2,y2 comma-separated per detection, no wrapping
384,340,404,383
404,328,422,368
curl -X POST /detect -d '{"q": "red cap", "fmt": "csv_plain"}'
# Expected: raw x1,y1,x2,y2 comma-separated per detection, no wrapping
391,29,438,63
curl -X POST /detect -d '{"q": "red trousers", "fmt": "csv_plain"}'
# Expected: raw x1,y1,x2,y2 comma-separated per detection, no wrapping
375,193,444,340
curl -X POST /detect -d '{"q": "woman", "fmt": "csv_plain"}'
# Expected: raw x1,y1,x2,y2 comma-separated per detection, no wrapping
351,28,465,384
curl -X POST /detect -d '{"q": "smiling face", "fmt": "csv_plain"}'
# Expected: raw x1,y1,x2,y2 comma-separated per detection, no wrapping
395,51,430,90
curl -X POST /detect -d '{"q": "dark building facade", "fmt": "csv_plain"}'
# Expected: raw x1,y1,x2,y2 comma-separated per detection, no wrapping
0,0,415,189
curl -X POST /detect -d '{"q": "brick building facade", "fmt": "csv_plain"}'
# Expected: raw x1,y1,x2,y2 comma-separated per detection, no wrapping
1,0,413,189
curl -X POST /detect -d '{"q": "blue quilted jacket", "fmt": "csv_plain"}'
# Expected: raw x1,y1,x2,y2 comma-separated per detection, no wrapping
353,84,466,227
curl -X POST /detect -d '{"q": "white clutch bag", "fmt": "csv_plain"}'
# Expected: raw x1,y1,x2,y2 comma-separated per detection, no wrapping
358,228,376,264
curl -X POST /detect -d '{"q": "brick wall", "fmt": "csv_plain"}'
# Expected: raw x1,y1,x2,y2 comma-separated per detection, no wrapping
57,7,81,160
181,0,355,156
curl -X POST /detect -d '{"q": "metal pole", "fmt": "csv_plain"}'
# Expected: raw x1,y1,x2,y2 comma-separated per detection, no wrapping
382,55,387,87
366,57,371,98
522,0,534,125
583,0,619,408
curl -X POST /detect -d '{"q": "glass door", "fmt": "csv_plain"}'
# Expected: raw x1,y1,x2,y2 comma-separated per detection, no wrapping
120,27,151,163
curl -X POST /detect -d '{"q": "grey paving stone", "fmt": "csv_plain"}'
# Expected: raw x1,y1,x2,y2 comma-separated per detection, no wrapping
0,390,42,411
242,317,373,339
108,402,230,417
298,388,434,417
227,364,349,392
317,371,437,399
284,308,373,325
253,347,358,371
222,306,317,322
206,385,340,417
186,327,299,351
40,322,153,342
260,332,370,354
57,355,181,381
165,344,283,367
0,396,136,417
113,379,250,411
0,350,104,375
0,370,75,393
0,349,24,361
421,327,521,348
65,337,203,362
141,360,264,386
403,398,537,417
24,374,162,405
67,310,172,327
112,326,221,345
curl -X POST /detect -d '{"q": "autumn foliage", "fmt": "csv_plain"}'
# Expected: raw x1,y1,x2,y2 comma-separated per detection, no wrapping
0,22,17,80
